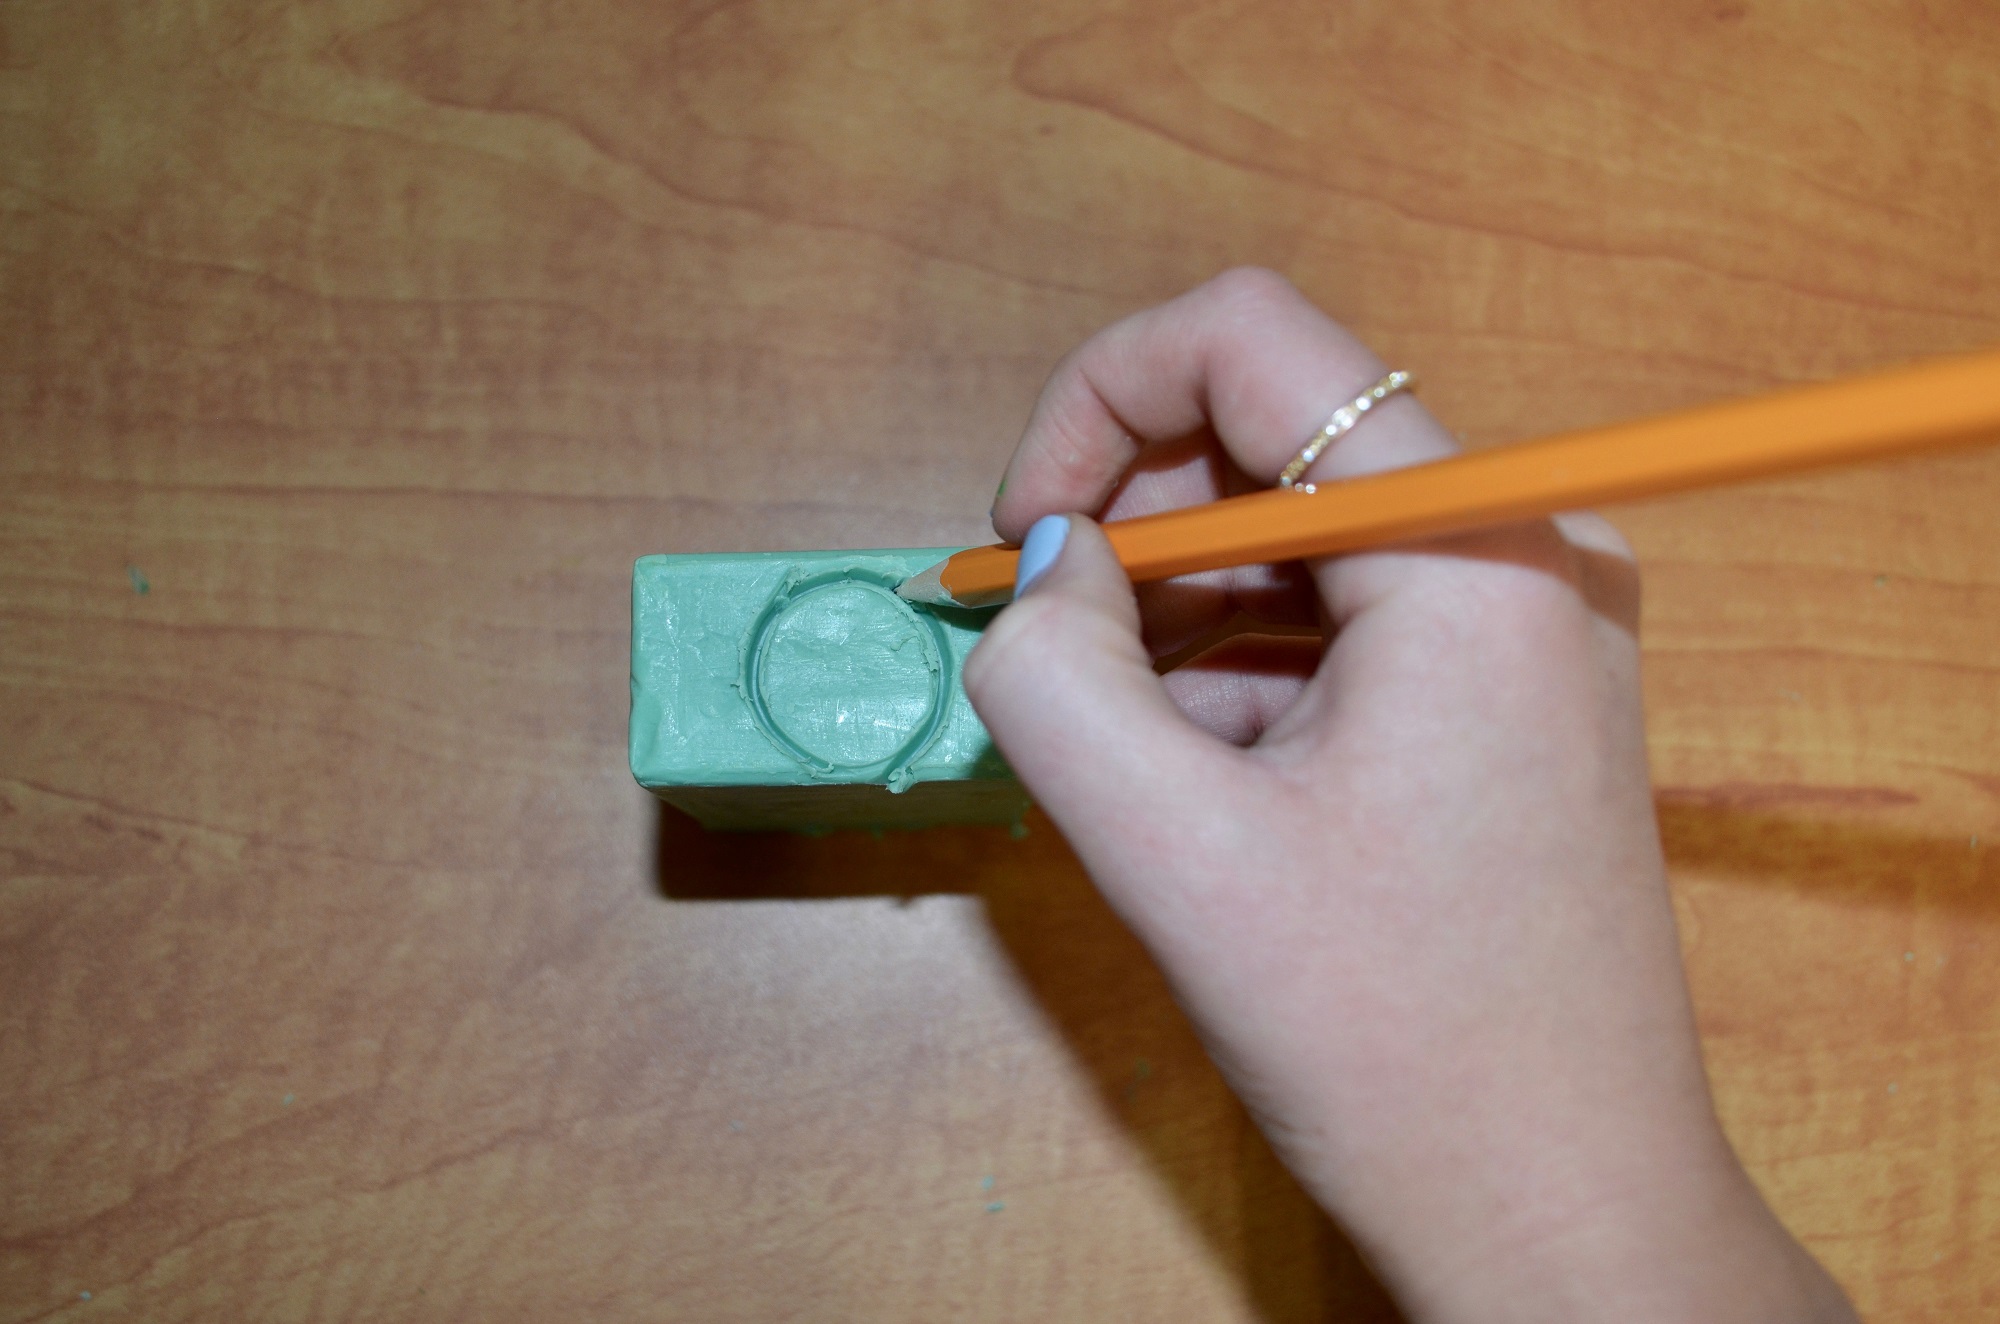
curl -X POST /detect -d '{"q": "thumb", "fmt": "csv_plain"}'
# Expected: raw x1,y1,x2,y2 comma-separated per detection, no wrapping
962,514,1226,863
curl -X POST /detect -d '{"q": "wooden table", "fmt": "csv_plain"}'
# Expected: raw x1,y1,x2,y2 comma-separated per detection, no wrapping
4,3,1996,1319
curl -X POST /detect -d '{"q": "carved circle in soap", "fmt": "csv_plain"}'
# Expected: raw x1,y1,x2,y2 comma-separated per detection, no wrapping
744,574,948,776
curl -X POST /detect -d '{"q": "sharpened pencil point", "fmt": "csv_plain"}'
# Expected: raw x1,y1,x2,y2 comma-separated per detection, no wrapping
895,560,958,607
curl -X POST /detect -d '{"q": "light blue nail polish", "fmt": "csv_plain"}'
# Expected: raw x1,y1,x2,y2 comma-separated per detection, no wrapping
1014,515,1069,597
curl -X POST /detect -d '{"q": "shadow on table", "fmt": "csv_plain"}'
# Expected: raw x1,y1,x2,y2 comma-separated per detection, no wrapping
652,793,1988,1321
653,799,1404,1323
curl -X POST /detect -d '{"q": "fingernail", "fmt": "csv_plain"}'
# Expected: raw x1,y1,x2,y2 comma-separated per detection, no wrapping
989,477,1007,521
1014,514,1069,597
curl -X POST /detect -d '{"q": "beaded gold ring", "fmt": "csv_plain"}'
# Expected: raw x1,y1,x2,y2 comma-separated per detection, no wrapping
1276,370,1416,494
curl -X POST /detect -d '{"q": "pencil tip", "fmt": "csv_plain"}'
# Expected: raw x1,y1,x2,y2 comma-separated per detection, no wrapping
894,561,956,607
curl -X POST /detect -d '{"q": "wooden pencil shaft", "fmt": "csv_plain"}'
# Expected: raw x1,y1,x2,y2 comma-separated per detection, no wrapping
935,348,2000,607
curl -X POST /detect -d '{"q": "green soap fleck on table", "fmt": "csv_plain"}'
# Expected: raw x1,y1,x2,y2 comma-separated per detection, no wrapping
630,548,1028,832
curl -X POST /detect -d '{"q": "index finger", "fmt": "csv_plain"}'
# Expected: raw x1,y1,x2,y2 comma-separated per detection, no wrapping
991,267,1458,544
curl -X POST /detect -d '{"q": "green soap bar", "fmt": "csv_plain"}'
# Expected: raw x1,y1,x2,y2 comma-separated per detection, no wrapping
629,548,1029,832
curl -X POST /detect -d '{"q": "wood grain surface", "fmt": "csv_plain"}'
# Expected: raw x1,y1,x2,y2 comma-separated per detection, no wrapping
3,2,1997,1319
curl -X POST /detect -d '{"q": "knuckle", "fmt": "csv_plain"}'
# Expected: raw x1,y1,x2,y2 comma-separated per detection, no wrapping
1043,407,1108,489
1593,544,1643,597
1202,265,1303,318
1550,512,1644,619
1460,519,1584,588
1598,523,1638,562
1559,510,1639,562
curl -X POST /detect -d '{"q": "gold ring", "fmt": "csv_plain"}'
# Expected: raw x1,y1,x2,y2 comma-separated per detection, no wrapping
1276,370,1416,494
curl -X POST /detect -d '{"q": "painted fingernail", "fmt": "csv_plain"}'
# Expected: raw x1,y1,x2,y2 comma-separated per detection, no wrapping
1014,514,1069,597
989,477,1007,521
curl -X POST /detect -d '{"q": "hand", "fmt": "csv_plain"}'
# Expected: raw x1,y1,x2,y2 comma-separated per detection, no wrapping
963,269,1856,1324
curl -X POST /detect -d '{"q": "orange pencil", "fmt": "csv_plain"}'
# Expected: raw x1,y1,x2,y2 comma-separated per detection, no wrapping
897,348,2000,610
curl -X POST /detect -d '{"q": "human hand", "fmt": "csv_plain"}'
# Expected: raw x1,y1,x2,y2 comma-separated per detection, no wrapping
963,270,1856,1324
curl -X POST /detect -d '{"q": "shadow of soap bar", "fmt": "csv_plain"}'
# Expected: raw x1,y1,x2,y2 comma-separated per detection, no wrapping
629,548,1029,832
